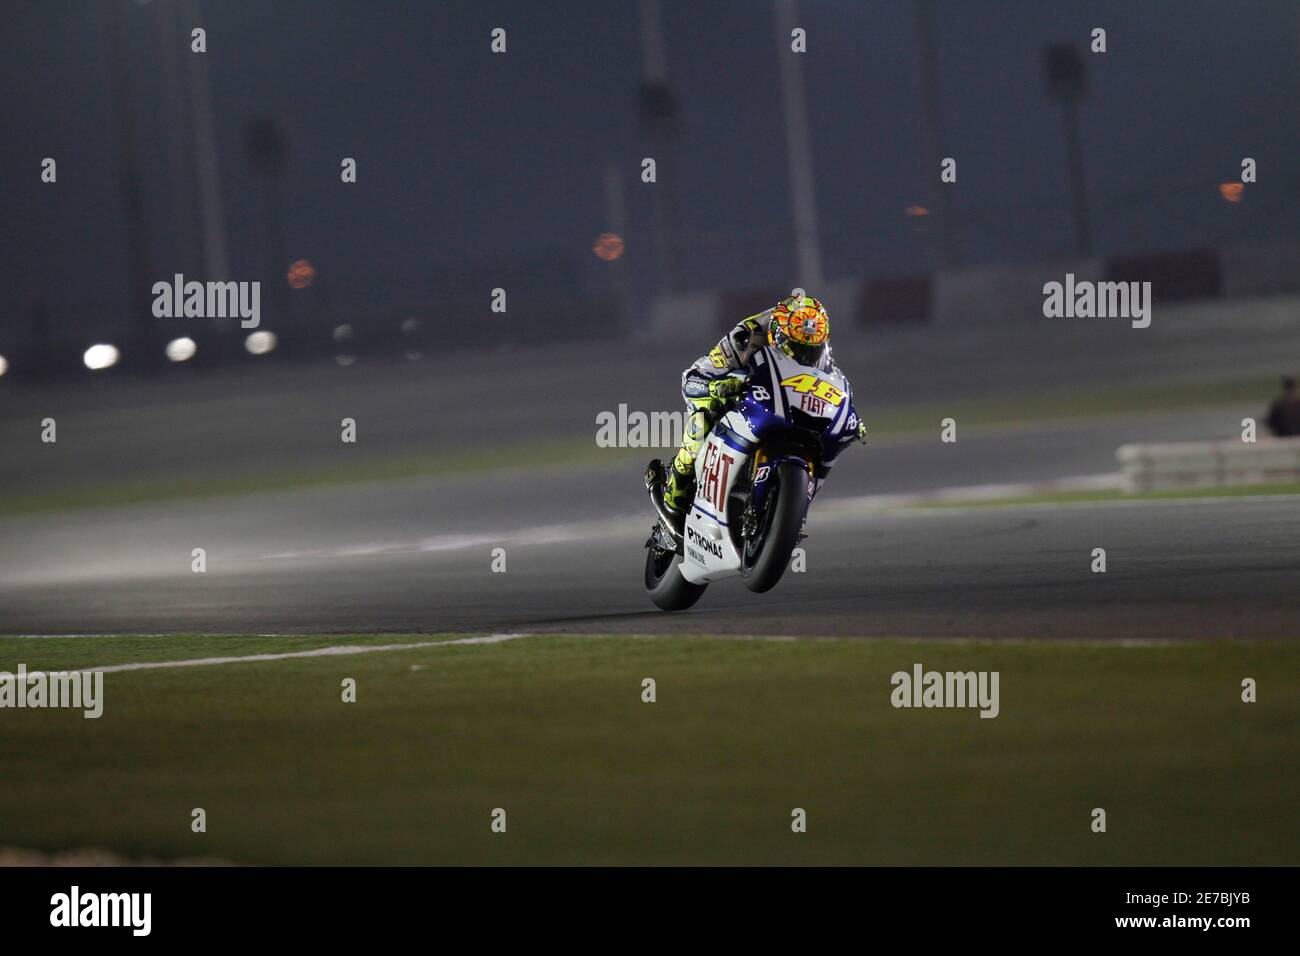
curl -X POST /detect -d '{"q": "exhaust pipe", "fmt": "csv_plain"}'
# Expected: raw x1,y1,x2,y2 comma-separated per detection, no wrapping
644,460,684,544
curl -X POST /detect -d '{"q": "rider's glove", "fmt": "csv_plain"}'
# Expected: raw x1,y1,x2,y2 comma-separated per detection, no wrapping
855,420,868,444
707,376,745,401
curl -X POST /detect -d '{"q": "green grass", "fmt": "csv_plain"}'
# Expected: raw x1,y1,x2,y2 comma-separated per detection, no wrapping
917,481,1300,510
0,633,1295,865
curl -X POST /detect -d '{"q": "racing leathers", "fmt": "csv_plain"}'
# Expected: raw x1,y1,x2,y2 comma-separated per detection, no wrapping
663,307,848,515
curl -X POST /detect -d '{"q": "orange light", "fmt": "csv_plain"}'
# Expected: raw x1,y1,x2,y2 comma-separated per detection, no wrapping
287,259,316,288
1218,183,1244,203
593,232,625,261
904,205,929,217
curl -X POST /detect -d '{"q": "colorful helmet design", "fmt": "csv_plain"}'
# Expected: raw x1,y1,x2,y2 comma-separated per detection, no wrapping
768,295,830,367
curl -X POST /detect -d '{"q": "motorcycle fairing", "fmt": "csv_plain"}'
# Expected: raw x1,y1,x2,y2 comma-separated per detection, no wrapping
677,348,860,586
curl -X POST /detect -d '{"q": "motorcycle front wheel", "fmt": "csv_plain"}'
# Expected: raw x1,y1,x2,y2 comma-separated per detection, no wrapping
740,460,809,593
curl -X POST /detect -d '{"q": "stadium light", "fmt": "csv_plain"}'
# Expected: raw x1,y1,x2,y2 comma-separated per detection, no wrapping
0,354,8,377
245,330,278,355
83,344,120,370
287,259,315,289
593,233,625,261
165,337,198,362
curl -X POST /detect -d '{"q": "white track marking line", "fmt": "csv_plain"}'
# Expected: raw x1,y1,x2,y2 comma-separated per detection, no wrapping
259,519,643,560
68,633,528,674
573,633,1227,646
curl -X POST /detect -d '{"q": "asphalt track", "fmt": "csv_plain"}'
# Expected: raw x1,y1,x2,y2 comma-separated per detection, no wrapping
5,295,1300,639
2,452,1297,639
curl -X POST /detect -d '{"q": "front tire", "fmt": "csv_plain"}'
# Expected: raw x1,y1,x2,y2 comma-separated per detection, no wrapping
740,460,809,593
645,543,708,611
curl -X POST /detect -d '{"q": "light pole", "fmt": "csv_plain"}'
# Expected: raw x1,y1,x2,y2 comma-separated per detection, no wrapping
913,0,955,267
637,0,683,297
773,0,825,291
1043,42,1092,255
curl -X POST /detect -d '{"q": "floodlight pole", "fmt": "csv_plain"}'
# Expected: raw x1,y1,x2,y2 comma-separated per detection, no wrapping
773,0,825,292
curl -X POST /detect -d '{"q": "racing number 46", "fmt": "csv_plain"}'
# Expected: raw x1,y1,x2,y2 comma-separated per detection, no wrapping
780,373,844,406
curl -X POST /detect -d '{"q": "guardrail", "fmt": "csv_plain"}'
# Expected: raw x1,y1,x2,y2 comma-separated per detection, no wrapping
1117,437,1300,491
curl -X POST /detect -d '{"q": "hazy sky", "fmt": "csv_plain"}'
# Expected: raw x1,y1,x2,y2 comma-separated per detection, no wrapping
3,0,1298,342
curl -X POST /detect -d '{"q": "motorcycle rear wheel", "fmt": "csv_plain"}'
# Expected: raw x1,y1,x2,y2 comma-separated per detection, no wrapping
645,540,708,611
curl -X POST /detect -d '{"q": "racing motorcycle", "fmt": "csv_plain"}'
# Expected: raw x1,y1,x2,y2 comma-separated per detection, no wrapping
643,345,862,610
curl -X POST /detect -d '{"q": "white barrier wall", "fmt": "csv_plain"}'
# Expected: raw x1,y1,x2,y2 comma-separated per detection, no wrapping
1117,437,1300,491
1220,239,1300,298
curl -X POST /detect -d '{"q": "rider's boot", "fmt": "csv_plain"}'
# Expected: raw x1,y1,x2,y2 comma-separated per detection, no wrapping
663,408,713,520
664,459,695,517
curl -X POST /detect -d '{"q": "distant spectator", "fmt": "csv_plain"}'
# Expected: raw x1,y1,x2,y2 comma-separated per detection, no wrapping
1265,376,1300,437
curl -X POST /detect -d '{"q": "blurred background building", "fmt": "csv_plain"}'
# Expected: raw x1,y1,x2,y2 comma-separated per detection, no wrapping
1,0,1298,380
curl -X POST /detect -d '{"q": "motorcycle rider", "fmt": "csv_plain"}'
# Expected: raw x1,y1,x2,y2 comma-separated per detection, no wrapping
663,293,866,518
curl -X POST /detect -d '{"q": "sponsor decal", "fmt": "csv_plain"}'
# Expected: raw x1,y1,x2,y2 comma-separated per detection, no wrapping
798,391,831,416
699,443,735,514
687,525,723,560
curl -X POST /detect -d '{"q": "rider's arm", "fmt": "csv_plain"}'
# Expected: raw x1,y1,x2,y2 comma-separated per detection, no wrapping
717,311,772,369
681,310,771,399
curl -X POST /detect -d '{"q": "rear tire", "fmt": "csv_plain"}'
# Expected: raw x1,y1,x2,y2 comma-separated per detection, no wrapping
645,543,708,611
740,460,809,593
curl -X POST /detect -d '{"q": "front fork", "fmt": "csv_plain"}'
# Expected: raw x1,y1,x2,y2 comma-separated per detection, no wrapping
742,451,817,541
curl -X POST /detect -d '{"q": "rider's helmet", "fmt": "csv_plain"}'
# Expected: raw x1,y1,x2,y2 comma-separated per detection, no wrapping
768,295,830,367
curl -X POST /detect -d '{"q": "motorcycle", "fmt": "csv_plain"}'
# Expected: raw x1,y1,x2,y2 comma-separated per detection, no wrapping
643,344,863,610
